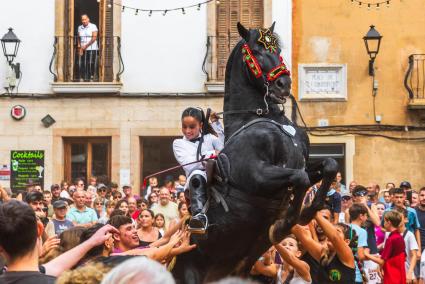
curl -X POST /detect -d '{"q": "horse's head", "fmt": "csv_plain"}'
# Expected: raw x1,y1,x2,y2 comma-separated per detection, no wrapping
237,22,291,104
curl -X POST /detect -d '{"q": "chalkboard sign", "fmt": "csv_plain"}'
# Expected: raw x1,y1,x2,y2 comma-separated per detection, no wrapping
10,150,45,192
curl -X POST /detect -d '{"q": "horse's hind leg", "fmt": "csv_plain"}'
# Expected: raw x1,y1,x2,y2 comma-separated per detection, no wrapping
269,170,310,244
299,158,339,225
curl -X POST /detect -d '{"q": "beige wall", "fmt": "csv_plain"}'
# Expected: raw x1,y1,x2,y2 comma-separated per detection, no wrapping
293,0,425,188
0,96,223,192
293,0,425,125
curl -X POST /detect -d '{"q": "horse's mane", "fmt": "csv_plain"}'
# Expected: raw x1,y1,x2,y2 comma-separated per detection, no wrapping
224,40,244,98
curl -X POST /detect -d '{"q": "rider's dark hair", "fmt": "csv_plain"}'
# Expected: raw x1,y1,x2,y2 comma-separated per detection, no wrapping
181,107,216,136
181,107,217,160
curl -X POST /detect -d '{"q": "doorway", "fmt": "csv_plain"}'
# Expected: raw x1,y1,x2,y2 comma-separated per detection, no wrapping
73,0,99,35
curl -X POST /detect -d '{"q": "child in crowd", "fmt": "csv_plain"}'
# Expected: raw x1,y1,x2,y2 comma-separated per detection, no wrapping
365,210,406,284
348,203,369,284
393,208,419,283
154,213,166,236
253,235,311,284
172,107,224,233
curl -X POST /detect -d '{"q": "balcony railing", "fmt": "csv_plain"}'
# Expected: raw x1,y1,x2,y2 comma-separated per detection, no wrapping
49,36,124,83
405,54,425,100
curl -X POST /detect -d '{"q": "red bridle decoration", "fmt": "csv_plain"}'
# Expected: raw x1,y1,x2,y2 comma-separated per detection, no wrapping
241,44,263,78
242,44,290,82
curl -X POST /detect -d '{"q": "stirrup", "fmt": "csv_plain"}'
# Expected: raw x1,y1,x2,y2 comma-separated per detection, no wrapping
188,213,208,234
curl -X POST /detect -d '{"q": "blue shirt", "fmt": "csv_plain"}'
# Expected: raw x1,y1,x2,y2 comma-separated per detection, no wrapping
66,206,98,224
382,206,420,232
351,223,368,283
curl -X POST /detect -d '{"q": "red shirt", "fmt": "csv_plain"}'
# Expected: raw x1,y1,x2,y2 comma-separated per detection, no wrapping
381,230,406,284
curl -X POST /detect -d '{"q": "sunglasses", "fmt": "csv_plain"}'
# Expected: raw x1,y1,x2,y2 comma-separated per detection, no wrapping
342,197,351,201
98,189,107,192
353,191,367,197
95,202,103,205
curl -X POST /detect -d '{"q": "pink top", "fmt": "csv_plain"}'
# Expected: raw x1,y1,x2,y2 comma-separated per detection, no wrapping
375,225,385,246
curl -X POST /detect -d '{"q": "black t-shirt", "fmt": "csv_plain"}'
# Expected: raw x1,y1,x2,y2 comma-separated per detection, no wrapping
415,207,425,251
364,219,378,254
0,271,56,284
318,254,355,284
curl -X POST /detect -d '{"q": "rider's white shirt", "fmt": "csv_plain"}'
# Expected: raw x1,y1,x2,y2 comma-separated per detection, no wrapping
173,121,224,188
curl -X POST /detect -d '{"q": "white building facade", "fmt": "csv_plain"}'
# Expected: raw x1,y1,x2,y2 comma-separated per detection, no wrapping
0,0,293,193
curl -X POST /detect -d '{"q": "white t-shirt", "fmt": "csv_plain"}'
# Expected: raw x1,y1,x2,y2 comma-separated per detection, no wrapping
78,22,98,50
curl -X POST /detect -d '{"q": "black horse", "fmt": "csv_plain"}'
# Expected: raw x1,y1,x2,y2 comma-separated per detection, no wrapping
173,22,338,283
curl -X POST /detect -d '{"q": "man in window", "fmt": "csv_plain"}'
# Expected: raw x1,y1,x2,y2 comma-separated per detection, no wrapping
77,14,98,81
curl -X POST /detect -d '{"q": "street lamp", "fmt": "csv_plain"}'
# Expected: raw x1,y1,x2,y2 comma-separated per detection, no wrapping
1,28,21,94
363,25,382,76
1,28,20,65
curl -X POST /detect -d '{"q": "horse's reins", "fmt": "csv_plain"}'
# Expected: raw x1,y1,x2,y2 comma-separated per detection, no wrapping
142,154,217,188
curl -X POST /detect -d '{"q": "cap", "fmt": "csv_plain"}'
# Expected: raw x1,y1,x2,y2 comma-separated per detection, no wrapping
400,181,411,189
53,200,67,209
97,183,107,190
25,191,43,203
341,193,352,199
50,184,60,190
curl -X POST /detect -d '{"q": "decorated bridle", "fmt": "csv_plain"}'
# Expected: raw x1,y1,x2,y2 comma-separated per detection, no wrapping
219,27,292,117
241,28,290,83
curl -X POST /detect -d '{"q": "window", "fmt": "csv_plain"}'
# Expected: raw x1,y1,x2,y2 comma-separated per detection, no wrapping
216,0,263,81
141,137,184,184
309,143,346,184
64,137,111,183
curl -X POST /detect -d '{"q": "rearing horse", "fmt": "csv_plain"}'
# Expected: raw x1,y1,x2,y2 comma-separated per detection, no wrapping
173,22,338,284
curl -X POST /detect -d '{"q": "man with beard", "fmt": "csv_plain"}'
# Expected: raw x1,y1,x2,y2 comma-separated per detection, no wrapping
25,191,49,227
152,188,178,229
50,184,61,203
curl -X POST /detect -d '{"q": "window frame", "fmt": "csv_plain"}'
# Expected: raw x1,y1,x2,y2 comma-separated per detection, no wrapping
63,137,111,183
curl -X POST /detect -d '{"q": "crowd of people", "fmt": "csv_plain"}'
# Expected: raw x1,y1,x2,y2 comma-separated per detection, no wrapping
252,178,425,284
0,172,424,284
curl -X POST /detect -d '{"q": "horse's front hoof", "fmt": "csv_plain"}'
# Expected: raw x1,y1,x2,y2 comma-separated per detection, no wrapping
298,206,316,226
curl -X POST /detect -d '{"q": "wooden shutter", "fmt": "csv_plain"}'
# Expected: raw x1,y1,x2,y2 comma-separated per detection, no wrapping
216,0,263,81
99,0,114,82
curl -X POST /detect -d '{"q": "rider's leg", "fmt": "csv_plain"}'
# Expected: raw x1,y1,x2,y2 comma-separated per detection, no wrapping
188,174,208,233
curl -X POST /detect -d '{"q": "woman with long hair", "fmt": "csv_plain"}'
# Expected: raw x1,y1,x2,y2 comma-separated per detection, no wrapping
137,209,162,247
